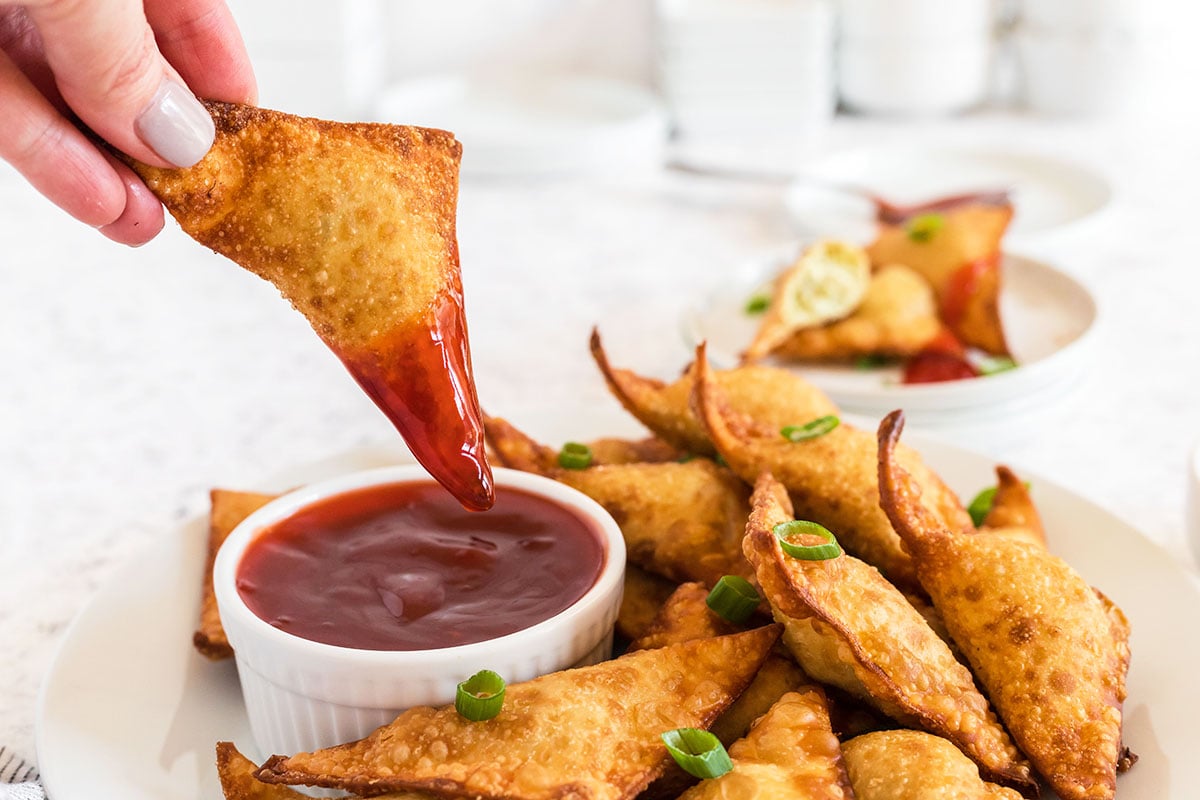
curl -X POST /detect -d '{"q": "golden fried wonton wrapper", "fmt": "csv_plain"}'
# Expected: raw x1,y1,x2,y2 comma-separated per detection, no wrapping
677,689,855,800
743,472,1033,792
691,344,972,590
195,489,278,660
627,582,810,750
216,742,432,800
590,330,838,456
257,626,782,800
125,100,492,510
484,416,753,587
878,411,1132,800
617,565,678,641
743,239,872,362
842,730,1023,800
769,264,942,363
979,466,1046,548
866,203,1012,355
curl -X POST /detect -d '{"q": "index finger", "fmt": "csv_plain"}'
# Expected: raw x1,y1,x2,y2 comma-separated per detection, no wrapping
145,0,256,105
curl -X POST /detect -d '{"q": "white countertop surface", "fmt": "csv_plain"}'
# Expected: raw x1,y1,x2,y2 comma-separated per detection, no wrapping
2,110,1199,766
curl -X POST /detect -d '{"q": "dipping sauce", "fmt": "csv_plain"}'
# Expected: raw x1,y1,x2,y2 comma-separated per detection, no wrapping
236,481,605,651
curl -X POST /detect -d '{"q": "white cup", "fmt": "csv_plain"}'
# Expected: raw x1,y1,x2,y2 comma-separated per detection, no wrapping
838,39,992,115
838,0,995,41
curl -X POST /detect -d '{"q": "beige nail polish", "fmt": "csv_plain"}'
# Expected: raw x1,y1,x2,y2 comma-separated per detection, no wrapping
134,79,215,168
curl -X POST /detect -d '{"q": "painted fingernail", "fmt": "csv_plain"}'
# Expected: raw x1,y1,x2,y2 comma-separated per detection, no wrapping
134,79,214,168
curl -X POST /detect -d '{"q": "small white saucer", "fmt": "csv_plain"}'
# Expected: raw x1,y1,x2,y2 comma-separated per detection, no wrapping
783,145,1112,245
681,249,1098,424
372,73,668,178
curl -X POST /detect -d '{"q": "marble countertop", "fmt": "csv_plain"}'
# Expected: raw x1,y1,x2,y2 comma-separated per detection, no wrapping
2,111,1199,768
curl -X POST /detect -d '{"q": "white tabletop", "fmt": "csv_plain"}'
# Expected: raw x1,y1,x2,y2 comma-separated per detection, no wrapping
2,111,1199,765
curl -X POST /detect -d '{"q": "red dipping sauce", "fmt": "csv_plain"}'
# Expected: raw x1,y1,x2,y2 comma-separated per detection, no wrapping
236,481,606,651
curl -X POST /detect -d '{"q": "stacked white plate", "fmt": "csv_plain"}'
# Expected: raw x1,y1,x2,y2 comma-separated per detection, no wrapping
656,0,835,152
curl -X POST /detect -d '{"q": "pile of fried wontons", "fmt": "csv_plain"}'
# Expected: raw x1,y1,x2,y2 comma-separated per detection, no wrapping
201,331,1132,800
745,196,1015,384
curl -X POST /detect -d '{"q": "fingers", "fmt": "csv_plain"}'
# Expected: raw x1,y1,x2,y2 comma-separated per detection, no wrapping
98,152,165,246
24,0,214,168
0,48,125,227
145,0,256,104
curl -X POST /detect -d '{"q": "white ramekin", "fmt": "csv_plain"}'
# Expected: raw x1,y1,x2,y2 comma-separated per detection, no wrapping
213,465,626,757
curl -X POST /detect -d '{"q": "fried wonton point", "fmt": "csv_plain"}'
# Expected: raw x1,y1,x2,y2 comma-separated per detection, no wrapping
676,689,855,800
878,410,1133,800
843,730,1023,800
256,626,782,800
743,472,1033,793
125,100,492,510
980,466,1046,548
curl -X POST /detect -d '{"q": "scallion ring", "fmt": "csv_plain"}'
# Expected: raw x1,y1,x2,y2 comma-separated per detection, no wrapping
705,576,761,624
455,670,506,721
906,213,945,243
744,294,771,315
781,415,840,442
967,486,997,527
661,728,733,779
978,356,1018,376
558,442,593,470
773,520,842,560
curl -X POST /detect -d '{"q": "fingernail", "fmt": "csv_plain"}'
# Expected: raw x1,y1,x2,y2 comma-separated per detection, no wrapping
134,79,215,168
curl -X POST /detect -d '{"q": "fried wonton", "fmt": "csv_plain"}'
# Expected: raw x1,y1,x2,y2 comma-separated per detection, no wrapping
979,466,1046,548
744,239,871,362
743,472,1033,792
590,330,838,456
216,742,434,800
677,689,855,800
626,582,810,750
842,730,1023,800
484,416,753,587
257,626,782,800
768,264,942,362
617,565,678,641
195,489,278,660
878,411,1132,800
691,344,972,590
124,100,492,510
866,201,1012,355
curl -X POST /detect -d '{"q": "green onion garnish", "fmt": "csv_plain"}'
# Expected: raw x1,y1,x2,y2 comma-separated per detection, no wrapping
705,576,761,624
906,213,945,242
714,453,728,468
967,487,997,527
781,415,840,442
558,442,593,470
773,520,842,560
977,356,1018,376
854,354,891,370
661,728,734,780
455,670,506,721
744,294,770,315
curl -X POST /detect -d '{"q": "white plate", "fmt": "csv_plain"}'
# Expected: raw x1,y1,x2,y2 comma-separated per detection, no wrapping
783,146,1112,245
372,73,668,178
37,438,1196,800
682,250,1098,422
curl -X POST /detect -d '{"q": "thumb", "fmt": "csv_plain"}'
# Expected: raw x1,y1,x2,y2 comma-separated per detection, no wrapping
26,0,215,168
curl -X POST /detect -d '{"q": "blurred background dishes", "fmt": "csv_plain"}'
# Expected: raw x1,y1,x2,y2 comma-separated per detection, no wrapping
655,0,836,172
835,0,995,116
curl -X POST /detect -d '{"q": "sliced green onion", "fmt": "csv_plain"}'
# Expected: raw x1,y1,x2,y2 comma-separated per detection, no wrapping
714,453,728,468
773,520,842,560
967,487,997,527
854,354,891,370
744,294,771,315
781,415,840,442
906,213,945,243
455,670,506,721
977,356,1018,376
661,728,733,779
705,576,761,624
558,442,593,470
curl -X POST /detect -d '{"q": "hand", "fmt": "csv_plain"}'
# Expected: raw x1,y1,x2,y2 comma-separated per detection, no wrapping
0,0,256,245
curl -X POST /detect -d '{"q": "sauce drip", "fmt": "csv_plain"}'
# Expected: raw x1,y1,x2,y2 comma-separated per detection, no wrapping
336,285,494,512
236,481,606,651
